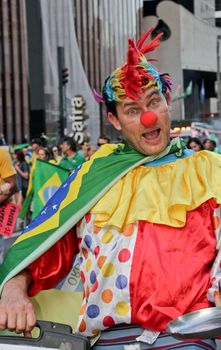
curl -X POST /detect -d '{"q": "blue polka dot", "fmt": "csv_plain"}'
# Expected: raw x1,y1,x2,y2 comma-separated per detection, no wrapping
87,304,100,318
111,242,117,251
116,275,128,289
90,270,96,284
84,235,92,248
79,257,84,265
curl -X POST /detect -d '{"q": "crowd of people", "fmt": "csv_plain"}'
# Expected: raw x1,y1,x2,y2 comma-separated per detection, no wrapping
186,136,217,152
0,135,111,222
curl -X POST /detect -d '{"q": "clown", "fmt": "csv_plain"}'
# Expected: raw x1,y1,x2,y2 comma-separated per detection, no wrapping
1,27,221,350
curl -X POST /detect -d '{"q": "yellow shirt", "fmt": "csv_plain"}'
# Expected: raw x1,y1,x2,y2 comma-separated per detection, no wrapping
0,148,16,186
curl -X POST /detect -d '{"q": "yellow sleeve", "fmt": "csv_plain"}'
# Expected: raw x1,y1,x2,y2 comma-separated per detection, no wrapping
0,148,16,183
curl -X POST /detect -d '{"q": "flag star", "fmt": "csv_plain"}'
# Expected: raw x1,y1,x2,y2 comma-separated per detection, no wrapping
63,183,67,188
41,208,47,215
52,204,58,210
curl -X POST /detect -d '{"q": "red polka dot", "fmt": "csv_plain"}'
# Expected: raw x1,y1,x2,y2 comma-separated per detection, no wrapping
103,316,115,327
85,213,91,223
94,246,100,258
80,271,85,284
91,279,98,292
118,248,131,263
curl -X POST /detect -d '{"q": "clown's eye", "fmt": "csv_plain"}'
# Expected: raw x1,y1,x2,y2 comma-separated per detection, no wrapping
149,98,160,107
128,108,138,116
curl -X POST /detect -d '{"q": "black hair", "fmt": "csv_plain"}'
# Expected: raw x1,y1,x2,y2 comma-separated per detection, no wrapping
61,136,77,152
31,138,42,146
186,137,204,150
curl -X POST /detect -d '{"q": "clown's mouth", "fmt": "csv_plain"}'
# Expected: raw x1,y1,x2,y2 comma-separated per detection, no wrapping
142,128,161,140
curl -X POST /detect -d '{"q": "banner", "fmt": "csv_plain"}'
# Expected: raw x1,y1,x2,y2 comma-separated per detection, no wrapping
0,201,20,237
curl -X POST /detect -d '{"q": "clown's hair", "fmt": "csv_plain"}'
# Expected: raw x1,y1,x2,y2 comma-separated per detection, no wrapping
94,27,172,111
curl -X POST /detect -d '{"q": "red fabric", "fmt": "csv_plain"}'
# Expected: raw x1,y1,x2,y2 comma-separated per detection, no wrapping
27,227,78,296
130,199,217,331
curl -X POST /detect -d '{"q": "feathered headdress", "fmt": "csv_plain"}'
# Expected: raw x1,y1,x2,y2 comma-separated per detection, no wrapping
94,27,172,104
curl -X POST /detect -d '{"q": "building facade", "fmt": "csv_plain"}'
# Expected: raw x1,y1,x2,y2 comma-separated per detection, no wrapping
0,0,29,144
73,0,143,141
143,0,221,123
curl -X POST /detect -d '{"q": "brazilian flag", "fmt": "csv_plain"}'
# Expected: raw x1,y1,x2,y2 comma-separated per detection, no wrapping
0,139,186,293
32,160,69,218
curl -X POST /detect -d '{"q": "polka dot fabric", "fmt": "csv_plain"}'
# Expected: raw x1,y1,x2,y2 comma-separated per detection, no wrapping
76,214,138,337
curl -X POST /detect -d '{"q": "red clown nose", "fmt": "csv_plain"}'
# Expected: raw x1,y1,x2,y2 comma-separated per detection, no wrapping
140,111,158,127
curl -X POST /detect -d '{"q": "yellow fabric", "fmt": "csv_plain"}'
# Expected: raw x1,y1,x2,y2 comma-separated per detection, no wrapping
91,150,221,229
31,289,82,331
0,148,16,186
49,156,62,165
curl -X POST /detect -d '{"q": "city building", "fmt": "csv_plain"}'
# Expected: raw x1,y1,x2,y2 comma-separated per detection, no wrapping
143,0,221,124
0,0,29,145
2,0,221,144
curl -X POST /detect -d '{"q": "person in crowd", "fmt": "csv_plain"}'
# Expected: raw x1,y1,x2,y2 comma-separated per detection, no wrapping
37,147,50,162
0,147,17,204
78,141,89,161
14,150,30,207
31,138,42,163
87,145,96,160
97,135,110,148
22,147,33,166
59,136,85,172
49,146,62,164
203,138,217,152
186,137,204,152
1,27,221,350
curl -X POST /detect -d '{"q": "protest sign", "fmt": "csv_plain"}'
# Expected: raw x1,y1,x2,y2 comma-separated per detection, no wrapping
0,201,20,237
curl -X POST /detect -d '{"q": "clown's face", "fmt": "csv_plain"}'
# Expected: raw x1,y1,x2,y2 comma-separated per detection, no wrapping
108,87,171,156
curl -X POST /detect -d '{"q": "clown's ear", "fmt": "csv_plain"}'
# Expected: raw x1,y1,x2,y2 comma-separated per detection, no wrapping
107,112,122,131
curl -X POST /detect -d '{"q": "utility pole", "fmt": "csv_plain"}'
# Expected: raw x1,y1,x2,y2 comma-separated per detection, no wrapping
57,46,69,137
217,35,221,116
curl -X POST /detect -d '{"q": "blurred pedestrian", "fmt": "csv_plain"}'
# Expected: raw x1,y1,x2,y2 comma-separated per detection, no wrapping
38,147,50,161
49,146,62,164
78,141,89,161
31,138,42,163
97,135,111,148
87,145,96,160
59,136,85,171
186,137,204,152
14,150,30,207
0,148,17,204
203,139,217,152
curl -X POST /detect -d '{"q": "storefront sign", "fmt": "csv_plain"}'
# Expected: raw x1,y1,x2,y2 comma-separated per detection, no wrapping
68,96,87,144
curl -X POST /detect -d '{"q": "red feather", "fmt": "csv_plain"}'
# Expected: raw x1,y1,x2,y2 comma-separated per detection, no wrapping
118,27,163,100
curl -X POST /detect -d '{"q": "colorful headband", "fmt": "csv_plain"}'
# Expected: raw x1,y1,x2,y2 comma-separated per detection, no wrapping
94,27,172,104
